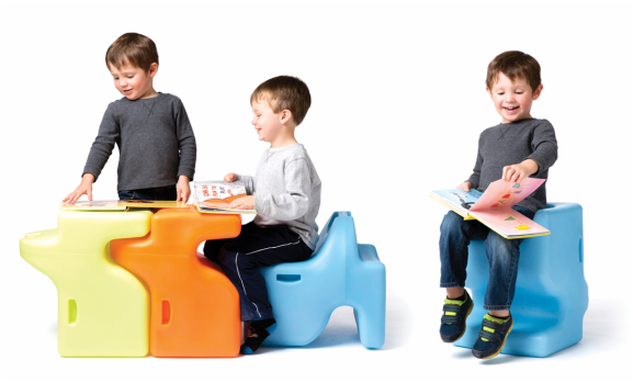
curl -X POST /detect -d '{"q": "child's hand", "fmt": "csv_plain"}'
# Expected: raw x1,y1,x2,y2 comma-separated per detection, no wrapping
63,173,95,205
229,195,255,210
503,159,539,184
456,181,473,192
224,173,238,182
176,175,191,203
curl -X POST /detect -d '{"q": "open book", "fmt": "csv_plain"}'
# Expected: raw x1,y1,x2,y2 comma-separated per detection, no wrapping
61,200,189,211
430,178,550,239
193,181,257,214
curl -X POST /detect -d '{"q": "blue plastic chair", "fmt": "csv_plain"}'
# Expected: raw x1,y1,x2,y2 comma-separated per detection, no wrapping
453,202,589,357
260,211,386,349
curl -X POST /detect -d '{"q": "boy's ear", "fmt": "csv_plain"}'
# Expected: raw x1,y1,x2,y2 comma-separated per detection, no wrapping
148,62,158,78
532,84,544,100
280,109,293,124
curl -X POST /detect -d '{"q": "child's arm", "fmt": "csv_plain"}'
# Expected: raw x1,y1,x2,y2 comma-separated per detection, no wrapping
456,181,474,191
504,121,558,184
224,172,256,210
174,99,196,193
63,173,95,204
66,103,119,203
252,159,312,221
503,159,539,184
176,175,191,202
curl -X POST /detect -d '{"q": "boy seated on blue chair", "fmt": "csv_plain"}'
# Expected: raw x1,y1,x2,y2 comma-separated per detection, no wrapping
203,75,321,354
438,51,558,359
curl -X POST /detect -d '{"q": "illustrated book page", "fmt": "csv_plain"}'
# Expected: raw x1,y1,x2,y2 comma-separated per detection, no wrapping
193,180,257,214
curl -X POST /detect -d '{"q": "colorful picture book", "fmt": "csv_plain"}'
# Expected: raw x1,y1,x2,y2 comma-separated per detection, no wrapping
193,181,257,214
430,178,550,239
61,200,189,211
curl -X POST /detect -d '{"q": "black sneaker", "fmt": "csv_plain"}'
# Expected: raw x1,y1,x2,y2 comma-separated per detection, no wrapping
440,290,473,342
472,314,513,359
240,318,277,354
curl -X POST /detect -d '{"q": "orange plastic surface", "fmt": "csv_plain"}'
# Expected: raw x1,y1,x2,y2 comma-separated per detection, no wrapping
110,206,242,357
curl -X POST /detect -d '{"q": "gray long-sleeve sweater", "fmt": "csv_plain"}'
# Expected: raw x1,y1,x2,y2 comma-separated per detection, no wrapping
467,118,558,213
82,93,197,191
239,144,321,249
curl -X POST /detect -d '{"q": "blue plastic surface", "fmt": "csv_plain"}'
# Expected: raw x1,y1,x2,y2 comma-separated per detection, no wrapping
453,203,589,357
260,211,386,349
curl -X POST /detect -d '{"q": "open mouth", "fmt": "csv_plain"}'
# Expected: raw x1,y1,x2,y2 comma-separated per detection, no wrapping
504,106,519,111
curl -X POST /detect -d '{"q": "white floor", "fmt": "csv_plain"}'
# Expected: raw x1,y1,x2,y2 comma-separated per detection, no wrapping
1,277,630,383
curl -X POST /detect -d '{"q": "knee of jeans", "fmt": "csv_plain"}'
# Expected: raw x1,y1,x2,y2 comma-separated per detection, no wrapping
440,211,465,234
484,235,519,261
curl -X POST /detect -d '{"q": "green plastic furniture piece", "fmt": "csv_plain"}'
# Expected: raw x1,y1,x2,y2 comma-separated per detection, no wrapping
20,210,153,357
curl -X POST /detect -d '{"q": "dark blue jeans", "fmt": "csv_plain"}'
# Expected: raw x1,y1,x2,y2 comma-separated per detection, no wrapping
118,185,177,201
439,206,536,311
203,222,313,322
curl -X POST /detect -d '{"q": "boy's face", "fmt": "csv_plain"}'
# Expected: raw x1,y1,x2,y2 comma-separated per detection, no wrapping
251,99,288,147
109,62,158,100
487,73,543,123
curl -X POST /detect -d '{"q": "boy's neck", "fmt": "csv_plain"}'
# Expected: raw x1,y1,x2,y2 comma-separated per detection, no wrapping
140,88,159,99
501,114,533,124
270,136,298,149
269,125,298,149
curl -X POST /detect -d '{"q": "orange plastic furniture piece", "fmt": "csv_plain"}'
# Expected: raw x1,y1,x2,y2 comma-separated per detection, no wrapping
110,206,242,357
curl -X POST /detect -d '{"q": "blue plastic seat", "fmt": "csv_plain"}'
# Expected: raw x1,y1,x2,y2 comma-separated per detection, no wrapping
454,202,589,357
259,211,386,349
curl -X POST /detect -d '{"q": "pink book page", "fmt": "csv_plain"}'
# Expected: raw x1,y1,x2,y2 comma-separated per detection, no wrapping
469,178,548,238
470,178,545,213
469,209,549,238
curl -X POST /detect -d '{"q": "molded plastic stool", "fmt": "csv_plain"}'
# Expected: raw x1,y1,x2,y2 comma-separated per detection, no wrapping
454,203,588,357
20,210,153,357
260,211,386,349
110,206,243,357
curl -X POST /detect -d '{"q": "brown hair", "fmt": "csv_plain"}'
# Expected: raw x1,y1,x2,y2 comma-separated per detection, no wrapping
251,76,312,126
486,51,541,92
105,33,158,73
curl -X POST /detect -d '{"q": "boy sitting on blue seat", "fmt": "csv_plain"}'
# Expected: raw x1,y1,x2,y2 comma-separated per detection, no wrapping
438,51,558,359
203,75,321,354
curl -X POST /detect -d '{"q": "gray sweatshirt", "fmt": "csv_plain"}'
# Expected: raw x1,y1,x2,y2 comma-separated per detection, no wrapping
467,118,558,213
83,93,197,191
239,144,321,249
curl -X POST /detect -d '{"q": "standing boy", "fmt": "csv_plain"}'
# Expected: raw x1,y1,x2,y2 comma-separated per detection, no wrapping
64,32,196,204
438,51,558,359
204,75,321,354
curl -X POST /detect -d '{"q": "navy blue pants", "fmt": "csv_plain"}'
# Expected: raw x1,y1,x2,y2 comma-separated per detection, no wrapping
203,222,313,321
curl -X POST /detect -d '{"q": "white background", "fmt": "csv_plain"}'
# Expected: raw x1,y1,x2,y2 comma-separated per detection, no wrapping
1,1,631,382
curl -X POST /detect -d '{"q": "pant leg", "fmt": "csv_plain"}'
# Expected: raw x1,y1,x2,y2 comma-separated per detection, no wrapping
439,211,490,288
210,223,313,321
482,206,536,310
